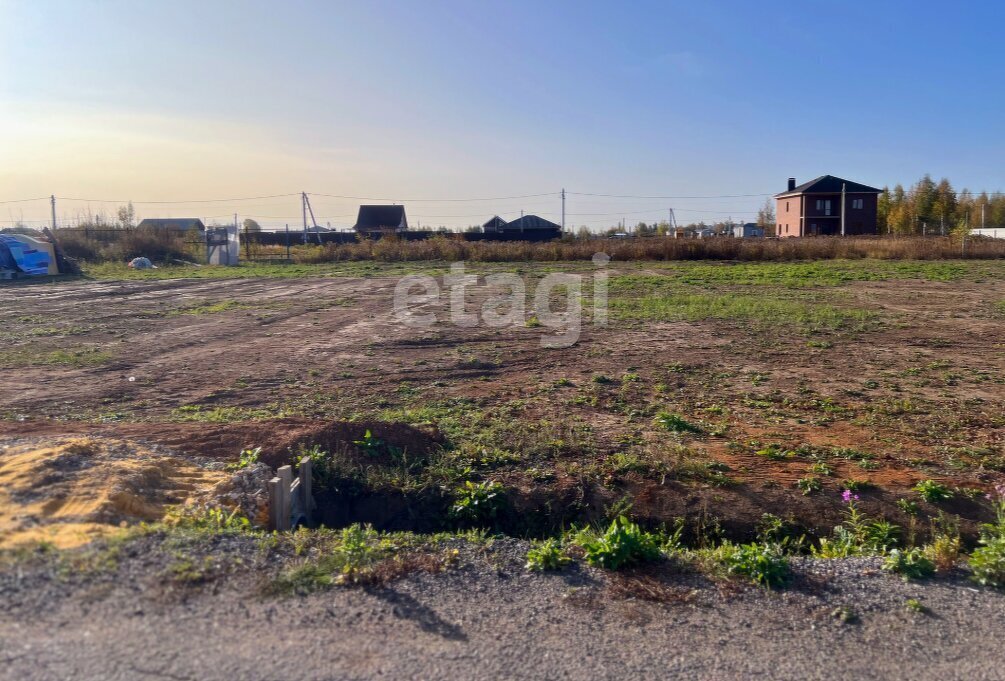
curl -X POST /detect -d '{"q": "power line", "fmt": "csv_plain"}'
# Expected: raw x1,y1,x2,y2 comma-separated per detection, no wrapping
54,193,301,204
568,191,774,199
0,196,49,204
307,191,556,202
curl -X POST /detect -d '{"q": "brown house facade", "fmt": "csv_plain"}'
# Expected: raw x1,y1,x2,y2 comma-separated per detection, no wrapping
774,175,882,237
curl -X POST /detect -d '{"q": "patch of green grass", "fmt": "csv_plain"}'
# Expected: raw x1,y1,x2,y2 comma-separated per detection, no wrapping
0,347,112,368
166,299,253,316
80,260,454,281
171,404,281,422
644,260,979,287
608,276,876,333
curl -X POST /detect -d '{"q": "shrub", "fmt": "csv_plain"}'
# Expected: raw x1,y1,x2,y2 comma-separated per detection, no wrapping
110,226,193,262
581,516,662,570
883,548,935,580
914,479,953,503
525,538,571,571
714,541,790,587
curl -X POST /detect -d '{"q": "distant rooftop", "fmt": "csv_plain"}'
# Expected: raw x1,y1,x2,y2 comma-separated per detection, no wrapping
136,218,205,230
776,175,883,198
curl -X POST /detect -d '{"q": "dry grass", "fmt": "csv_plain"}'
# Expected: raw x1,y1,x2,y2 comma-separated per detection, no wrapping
53,229,1005,265
294,235,1005,263
55,227,201,263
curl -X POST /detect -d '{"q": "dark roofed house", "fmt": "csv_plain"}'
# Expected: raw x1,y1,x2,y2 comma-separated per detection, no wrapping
775,175,882,238
137,218,206,231
498,215,562,233
354,205,408,235
482,215,508,233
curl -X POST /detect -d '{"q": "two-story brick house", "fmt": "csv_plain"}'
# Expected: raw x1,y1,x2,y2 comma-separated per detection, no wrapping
775,175,882,237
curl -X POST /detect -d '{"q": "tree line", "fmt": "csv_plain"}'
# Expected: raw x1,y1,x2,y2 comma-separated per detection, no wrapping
878,175,1004,234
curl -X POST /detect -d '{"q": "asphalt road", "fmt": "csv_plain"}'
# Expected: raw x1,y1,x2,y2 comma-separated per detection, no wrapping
2,543,1004,681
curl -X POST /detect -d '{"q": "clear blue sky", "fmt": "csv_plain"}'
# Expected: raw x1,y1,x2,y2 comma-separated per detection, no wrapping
1,0,1003,230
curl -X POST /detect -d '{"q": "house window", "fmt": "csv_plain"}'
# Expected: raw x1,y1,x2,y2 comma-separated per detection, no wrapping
852,198,864,210
786,201,790,212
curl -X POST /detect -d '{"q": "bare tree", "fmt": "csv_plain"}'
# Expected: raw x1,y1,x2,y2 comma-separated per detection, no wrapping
756,198,776,234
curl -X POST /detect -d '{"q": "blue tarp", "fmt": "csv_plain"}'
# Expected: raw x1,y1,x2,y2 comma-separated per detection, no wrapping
0,235,51,276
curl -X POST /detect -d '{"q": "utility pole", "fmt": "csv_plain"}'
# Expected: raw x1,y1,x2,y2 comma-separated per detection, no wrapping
50,195,57,230
561,188,565,233
840,183,846,237
302,191,308,244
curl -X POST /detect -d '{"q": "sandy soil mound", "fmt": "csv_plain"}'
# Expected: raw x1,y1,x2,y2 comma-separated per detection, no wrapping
0,437,226,549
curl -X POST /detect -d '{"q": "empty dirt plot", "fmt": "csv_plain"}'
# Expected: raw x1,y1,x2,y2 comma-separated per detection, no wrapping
2,259,1005,539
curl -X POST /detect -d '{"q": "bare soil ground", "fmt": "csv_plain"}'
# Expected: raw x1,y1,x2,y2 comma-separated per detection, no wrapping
2,263,1005,540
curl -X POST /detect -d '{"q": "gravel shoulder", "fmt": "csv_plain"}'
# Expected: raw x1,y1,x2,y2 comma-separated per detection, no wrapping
2,537,1004,681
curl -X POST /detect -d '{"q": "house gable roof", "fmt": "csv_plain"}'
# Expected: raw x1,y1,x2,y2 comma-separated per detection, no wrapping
354,205,408,231
501,215,562,231
775,175,883,198
137,218,206,230
483,215,507,230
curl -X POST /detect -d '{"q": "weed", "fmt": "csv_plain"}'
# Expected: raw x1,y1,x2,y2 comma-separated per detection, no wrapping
841,478,874,492
580,517,663,570
525,315,542,328
711,541,790,588
226,446,261,471
797,476,823,496
831,605,859,624
449,480,504,525
914,479,953,503
814,492,899,557
270,524,392,593
905,598,928,614
164,505,253,535
970,485,1005,588
883,548,935,580
896,498,919,516
526,539,571,571
353,429,384,456
809,461,833,476
756,443,796,461
654,412,703,434
926,532,962,573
